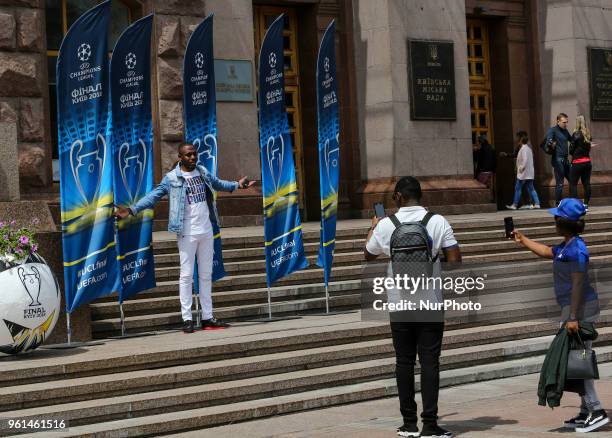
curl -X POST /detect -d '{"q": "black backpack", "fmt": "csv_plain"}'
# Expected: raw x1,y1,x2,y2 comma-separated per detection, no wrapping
539,136,556,155
389,212,437,278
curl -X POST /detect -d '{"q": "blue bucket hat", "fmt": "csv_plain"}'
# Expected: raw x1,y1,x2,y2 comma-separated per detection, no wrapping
548,198,586,221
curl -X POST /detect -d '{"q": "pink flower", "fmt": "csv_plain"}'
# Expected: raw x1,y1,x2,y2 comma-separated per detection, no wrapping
31,244,38,252
10,220,16,226
19,236,29,245
15,247,23,255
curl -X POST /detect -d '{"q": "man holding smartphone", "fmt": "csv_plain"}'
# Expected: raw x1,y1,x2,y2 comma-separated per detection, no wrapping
364,176,461,438
114,143,255,333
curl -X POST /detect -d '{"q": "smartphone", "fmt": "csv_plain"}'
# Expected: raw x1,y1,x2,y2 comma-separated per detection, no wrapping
241,178,250,188
504,216,514,239
374,202,386,219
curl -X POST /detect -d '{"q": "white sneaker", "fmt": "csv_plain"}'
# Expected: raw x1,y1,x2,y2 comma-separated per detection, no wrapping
506,204,517,210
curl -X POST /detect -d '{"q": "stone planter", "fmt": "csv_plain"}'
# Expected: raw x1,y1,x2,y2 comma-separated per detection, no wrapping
0,252,61,354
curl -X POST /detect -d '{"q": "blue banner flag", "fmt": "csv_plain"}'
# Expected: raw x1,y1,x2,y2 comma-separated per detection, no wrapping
316,21,340,287
57,0,117,313
183,14,226,282
110,14,156,302
258,15,308,287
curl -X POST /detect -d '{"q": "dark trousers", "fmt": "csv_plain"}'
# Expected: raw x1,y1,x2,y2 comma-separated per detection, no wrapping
569,161,592,204
391,321,444,425
552,156,570,203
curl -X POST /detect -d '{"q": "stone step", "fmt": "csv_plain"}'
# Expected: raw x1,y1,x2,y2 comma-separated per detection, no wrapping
151,220,612,261
13,345,612,437
149,211,612,254
120,243,612,295
91,286,612,337
89,264,612,321
1,318,579,412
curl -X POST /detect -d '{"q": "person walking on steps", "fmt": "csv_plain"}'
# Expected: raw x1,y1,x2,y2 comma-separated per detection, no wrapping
114,143,255,333
512,198,608,433
506,131,541,210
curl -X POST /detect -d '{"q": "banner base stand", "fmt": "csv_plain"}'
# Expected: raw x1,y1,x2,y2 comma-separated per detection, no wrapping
42,340,105,350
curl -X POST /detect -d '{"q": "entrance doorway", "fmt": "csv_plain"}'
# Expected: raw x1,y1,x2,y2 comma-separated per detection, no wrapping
254,5,306,214
467,19,496,202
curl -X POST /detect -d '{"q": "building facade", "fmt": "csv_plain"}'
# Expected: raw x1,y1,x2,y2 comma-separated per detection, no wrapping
1,0,611,224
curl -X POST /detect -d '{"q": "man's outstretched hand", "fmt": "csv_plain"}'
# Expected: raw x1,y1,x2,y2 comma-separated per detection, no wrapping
238,176,256,189
114,205,131,219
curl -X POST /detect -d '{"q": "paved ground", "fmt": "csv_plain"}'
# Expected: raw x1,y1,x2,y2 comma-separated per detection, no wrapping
190,363,612,438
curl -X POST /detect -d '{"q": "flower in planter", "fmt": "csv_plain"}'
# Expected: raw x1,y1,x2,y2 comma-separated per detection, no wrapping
0,220,40,266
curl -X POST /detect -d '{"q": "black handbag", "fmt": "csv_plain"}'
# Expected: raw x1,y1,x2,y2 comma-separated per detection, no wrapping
567,332,599,380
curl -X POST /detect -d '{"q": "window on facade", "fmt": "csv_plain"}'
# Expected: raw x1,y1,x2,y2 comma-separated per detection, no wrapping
45,0,138,180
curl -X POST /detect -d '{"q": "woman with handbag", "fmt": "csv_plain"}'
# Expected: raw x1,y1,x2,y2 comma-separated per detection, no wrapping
569,115,594,211
511,198,608,433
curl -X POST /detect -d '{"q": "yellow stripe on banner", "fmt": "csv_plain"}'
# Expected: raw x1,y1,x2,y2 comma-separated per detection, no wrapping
262,182,299,208
117,246,151,261
323,239,335,247
264,225,303,247
63,241,116,267
61,193,114,223
213,233,221,239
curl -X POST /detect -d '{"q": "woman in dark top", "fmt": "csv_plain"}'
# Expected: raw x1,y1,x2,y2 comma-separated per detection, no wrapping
569,116,592,210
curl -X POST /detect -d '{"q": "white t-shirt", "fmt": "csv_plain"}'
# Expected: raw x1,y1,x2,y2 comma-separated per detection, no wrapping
366,206,458,257
182,170,213,236
365,206,458,309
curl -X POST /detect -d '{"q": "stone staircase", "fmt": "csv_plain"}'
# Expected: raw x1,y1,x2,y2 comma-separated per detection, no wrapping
2,207,612,437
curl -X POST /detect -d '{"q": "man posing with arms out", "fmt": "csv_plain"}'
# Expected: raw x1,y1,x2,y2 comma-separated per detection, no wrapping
364,176,461,438
115,143,255,333
546,113,572,205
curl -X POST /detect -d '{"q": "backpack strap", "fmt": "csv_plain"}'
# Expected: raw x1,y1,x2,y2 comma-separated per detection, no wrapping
420,211,439,262
389,214,402,229
420,211,436,227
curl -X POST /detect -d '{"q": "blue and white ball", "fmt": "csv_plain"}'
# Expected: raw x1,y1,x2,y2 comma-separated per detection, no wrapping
0,254,61,354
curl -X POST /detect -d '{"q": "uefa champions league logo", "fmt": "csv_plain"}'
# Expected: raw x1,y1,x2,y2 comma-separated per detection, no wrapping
193,135,217,176
77,43,91,62
18,266,41,307
195,52,205,69
118,139,147,204
69,133,107,206
324,133,340,195
266,135,284,196
324,57,330,73
125,52,137,70
269,52,277,69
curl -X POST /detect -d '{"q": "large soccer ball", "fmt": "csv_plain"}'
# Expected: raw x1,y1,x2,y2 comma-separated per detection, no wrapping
0,253,61,354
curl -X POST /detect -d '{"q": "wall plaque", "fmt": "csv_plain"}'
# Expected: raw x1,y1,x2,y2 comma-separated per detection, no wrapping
408,40,456,120
589,47,612,120
214,59,254,102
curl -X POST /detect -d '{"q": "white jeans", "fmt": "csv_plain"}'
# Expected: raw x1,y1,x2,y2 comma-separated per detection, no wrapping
177,233,214,321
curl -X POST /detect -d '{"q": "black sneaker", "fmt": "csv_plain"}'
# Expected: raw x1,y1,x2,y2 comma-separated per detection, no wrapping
564,412,588,428
202,317,230,330
397,423,419,437
420,424,452,438
576,410,609,433
182,320,194,333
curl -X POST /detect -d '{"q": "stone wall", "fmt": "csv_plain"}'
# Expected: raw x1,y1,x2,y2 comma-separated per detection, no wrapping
535,0,612,205
351,0,493,212
0,0,50,190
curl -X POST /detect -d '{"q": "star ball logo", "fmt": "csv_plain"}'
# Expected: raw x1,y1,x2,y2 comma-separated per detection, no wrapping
78,43,91,62
125,52,137,70
195,52,204,69
269,52,277,69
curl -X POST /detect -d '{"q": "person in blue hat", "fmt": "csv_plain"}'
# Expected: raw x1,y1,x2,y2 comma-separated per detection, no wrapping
512,198,607,433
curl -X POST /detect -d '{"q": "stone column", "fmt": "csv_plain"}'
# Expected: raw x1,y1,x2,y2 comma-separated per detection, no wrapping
535,0,612,205
352,0,493,214
0,122,19,200
0,1,50,190
151,0,262,225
